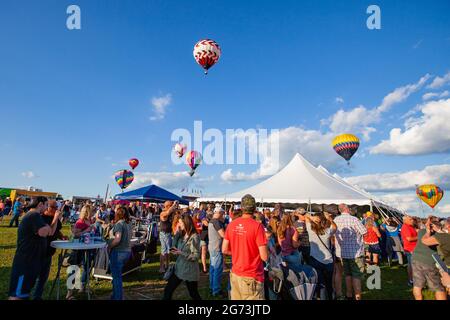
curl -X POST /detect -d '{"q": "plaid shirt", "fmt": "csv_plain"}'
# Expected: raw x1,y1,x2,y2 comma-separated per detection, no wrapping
334,213,367,259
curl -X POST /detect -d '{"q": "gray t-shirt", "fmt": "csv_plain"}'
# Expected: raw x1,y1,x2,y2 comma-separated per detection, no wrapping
112,220,131,252
306,222,335,264
208,218,224,252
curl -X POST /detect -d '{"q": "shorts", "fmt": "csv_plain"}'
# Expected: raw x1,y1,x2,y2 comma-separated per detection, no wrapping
8,255,41,299
200,240,208,247
412,260,445,292
159,232,172,255
337,257,365,279
230,272,264,300
367,243,381,255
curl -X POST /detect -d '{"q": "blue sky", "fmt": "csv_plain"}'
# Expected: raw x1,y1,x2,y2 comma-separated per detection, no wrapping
0,0,449,216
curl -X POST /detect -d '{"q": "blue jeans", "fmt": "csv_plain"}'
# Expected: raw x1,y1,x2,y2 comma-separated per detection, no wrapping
9,212,20,227
81,250,96,284
160,232,172,255
282,250,303,272
110,250,131,300
209,250,223,295
94,222,104,237
309,256,334,300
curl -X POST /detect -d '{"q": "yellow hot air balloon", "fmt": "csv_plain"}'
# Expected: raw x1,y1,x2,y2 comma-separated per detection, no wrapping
332,134,360,164
416,184,444,209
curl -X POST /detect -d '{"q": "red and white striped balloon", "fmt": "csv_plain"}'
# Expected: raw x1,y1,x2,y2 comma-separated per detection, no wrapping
193,39,221,74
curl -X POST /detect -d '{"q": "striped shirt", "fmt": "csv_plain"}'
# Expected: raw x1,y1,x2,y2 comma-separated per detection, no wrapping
334,213,367,259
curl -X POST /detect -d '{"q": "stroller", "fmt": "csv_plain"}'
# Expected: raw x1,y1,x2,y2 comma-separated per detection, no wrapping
267,262,319,300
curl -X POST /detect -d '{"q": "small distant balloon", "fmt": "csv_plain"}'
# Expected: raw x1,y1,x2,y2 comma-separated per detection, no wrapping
128,158,139,170
193,39,221,75
416,184,444,209
115,170,134,190
332,134,360,164
174,143,186,158
186,150,202,176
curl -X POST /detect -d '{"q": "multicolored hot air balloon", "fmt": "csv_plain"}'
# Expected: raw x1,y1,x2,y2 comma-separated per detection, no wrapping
128,158,139,170
416,184,444,209
332,134,360,164
174,143,186,158
186,150,202,176
115,170,134,190
193,39,221,75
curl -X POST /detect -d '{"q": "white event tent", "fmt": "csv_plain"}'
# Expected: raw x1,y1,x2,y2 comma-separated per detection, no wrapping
198,153,402,218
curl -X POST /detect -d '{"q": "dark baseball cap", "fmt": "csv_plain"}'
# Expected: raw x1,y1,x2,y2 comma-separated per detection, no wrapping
241,194,256,213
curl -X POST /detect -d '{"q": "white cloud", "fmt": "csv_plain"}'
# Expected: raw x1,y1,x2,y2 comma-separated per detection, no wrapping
422,90,449,101
21,171,35,179
344,164,450,192
220,127,340,182
370,98,450,155
131,171,213,191
220,169,263,182
335,97,344,104
150,93,172,121
377,74,430,112
132,171,190,190
428,71,450,89
326,74,430,141
376,192,449,217
440,204,450,214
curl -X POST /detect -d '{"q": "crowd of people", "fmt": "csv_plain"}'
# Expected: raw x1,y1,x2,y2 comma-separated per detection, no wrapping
2,194,449,300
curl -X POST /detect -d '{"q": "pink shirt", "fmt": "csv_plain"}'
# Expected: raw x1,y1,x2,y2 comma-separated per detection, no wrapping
279,227,298,256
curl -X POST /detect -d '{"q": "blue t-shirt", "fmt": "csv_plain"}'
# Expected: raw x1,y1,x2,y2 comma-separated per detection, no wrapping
382,224,401,237
13,201,21,214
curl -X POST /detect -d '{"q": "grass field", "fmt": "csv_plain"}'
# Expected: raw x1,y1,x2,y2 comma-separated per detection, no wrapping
0,216,435,300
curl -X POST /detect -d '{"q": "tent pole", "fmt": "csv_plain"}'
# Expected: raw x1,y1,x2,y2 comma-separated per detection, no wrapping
105,184,109,204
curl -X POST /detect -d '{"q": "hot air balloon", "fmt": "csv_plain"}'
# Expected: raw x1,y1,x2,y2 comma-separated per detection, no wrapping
186,150,202,176
129,158,139,170
416,184,444,209
174,143,186,158
193,39,221,75
332,134,360,164
115,170,134,191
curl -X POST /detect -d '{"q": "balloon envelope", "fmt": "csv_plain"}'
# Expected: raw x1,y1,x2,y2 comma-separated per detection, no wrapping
174,143,186,158
186,150,202,172
128,158,139,170
332,134,360,163
416,184,444,209
115,170,134,190
193,39,221,74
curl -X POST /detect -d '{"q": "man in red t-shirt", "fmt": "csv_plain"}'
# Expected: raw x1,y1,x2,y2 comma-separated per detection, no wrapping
400,215,418,285
222,194,268,300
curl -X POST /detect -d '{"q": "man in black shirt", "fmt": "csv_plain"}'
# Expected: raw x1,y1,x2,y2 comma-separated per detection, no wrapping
33,200,64,300
8,197,54,300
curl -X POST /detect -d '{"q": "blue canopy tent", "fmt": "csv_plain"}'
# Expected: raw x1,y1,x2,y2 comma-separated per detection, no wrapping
114,184,189,205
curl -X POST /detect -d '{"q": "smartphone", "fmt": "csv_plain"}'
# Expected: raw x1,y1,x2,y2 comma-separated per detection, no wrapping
432,253,449,274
